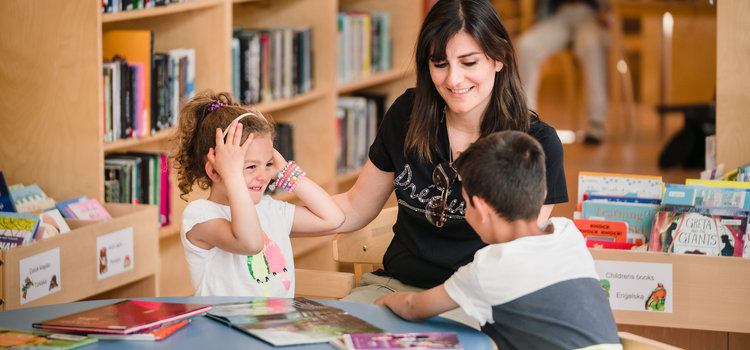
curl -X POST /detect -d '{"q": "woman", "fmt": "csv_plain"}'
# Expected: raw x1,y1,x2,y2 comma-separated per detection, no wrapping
334,0,568,325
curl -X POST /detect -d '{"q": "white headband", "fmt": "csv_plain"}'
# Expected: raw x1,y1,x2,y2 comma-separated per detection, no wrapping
221,112,262,138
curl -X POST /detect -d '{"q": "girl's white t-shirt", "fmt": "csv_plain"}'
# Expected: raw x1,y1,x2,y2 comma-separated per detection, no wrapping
181,196,295,297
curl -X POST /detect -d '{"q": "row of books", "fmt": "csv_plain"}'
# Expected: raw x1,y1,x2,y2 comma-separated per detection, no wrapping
19,298,462,348
0,176,112,249
337,10,392,84
231,26,313,105
102,0,186,14
336,94,385,174
104,153,171,227
102,30,195,143
575,171,750,258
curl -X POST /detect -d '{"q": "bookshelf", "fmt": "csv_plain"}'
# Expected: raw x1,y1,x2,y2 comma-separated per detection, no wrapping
0,0,422,297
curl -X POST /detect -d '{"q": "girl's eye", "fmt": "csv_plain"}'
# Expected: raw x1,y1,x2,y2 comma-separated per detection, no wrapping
266,162,273,167
246,165,256,170
432,62,448,69
462,61,477,67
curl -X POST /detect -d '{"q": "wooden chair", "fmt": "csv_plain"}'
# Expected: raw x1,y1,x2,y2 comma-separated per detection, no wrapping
294,268,355,300
619,332,683,350
332,206,398,286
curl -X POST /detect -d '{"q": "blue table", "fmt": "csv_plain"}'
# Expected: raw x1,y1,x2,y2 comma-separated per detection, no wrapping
0,296,494,349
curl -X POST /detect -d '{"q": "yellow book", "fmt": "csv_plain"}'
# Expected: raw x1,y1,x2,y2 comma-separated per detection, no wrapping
685,178,750,189
102,30,153,138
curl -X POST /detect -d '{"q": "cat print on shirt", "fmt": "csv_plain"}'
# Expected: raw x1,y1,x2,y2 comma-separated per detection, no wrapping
246,231,290,296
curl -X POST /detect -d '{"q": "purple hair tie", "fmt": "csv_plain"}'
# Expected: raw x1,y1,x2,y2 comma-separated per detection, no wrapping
208,100,226,112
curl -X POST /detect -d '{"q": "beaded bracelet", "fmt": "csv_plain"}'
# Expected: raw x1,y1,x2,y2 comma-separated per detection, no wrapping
275,161,306,192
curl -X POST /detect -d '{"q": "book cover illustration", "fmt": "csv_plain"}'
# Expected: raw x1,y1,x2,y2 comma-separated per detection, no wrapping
0,328,97,349
9,184,56,214
648,207,747,257
0,211,40,249
574,219,628,242
55,196,88,219
341,332,463,350
207,297,384,346
577,172,663,204
0,171,16,212
581,201,657,240
33,300,212,335
66,199,112,220
662,184,750,210
35,209,72,241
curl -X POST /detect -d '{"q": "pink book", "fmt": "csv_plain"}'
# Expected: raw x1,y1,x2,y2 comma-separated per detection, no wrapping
67,199,112,220
159,154,171,227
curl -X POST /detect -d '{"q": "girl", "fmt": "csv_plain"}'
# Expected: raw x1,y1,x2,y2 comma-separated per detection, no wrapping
173,91,344,297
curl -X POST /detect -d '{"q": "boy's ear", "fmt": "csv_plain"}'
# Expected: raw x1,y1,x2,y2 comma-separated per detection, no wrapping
471,195,492,224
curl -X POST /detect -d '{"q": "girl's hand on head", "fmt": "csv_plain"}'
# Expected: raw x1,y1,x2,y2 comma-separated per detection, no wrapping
271,148,288,173
211,120,253,179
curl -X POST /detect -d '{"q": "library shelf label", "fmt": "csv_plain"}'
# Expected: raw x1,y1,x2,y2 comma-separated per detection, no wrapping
96,227,134,280
593,260,673,313
19,247,61,305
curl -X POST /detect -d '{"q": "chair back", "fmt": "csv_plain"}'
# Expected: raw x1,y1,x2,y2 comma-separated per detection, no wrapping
332,206,398,286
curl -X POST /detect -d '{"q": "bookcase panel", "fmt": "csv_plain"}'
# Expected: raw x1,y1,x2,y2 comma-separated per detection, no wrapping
0,0,103,202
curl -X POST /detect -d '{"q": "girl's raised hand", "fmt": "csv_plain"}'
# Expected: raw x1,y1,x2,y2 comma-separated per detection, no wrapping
207,120,253,180
271,148,288,174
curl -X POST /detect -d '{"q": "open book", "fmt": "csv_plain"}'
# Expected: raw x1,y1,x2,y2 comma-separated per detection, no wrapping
333,332,463,350
206,297,384,346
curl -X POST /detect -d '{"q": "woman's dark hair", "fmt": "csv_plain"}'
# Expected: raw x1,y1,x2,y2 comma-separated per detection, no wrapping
406,0,531,163
172,90,275,201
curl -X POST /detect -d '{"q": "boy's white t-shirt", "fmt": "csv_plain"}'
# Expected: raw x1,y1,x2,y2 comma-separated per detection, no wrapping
181,196,295,297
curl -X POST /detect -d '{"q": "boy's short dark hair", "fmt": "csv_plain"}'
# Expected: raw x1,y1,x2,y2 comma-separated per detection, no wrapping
454,131,546,221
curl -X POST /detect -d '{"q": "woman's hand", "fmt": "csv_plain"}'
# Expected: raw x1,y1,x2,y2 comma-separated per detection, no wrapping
207,120,252,181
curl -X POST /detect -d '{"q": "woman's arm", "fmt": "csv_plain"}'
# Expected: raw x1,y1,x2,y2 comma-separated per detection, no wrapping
331,160,395,233
537,204,554,226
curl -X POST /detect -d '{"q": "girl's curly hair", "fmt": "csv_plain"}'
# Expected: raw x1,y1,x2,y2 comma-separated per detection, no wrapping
171,90,275,201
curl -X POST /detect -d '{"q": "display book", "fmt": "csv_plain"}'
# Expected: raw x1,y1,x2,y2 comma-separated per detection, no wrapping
0,328,97,349
576,171,663,247
0,182,73,249
206,297,385,347
330,332,463,350
648,182,750,258
32,300,212,335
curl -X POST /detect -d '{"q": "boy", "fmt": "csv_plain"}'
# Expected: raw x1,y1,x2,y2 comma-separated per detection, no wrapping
375,131,622,349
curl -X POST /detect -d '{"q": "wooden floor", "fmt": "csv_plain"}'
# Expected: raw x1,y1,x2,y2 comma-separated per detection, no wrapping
535,65,701,220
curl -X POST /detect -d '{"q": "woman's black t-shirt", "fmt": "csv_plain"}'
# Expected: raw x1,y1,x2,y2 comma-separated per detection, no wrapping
368,89,569,289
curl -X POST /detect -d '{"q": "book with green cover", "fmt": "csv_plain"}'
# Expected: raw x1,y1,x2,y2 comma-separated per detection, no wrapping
206,297,384,347
0,328,97,349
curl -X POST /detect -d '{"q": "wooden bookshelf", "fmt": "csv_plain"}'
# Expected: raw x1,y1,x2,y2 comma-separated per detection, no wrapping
0,0,425,297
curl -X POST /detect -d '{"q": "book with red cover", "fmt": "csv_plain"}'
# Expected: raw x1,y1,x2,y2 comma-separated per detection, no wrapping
88,319,190,341
574,219,628,242
32,300,212,335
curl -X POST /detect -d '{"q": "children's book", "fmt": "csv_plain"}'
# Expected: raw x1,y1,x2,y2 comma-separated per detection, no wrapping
583,193,661,205
685,178,750,189
662,184,750,210
574,219,628,243
206,297,384,347
585,239,639,250
33,300,212,335
66,199,112,220
333,332,463,350
648,206,748,257
581,201,658,240
55,196,89,219
35,209,72,241
10,184,56,213
88,319,190,341
577,172,663,204
0,171,16,212
0,211,40,249
0,328,97,349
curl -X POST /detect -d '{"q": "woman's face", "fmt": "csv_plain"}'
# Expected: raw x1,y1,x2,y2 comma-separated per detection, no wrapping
429,31,503,118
